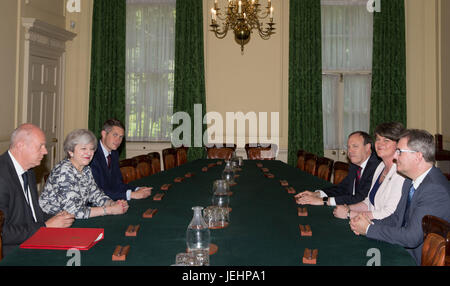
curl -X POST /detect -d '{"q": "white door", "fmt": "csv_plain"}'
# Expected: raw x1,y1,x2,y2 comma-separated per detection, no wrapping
27,55,61,190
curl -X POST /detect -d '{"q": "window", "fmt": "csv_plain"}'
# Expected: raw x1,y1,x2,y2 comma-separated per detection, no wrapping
126,0,176,141
321,0,373,151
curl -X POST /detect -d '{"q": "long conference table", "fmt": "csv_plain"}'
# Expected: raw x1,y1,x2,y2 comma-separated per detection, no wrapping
0,159,415,266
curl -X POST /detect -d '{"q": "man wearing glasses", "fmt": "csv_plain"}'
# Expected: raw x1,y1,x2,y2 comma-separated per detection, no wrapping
350,129,450,265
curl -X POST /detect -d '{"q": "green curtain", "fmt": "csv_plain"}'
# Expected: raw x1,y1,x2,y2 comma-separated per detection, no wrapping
173,0,207,161
369,0,406,134
89,0,126,158
288,0,323,166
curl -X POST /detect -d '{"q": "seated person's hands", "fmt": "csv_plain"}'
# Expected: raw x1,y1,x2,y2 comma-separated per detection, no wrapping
295,190,323,205
109,200,129,215
349,213,371,236
131,187,152,199
333,204,350,219
45,211,75,228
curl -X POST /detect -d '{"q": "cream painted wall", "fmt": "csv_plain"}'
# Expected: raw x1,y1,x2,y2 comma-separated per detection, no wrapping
0,0,66,154
0,0,19,152
64,0,93,138
203,0,289,162
1,0,448,158
439,0,450,149
405,0,450,148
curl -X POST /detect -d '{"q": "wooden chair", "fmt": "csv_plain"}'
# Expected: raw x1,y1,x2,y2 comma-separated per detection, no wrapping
148,152,161,174
297,150,306,170
132,155,152,179
421,215,450,266
245,143,277,160
175,146,189,166
119,158,135,168
315,157,334,181
332,161,349,185
304,153,317,175
0,210,4,261
162,148,177,171
120,166,137,184
205,144,236,160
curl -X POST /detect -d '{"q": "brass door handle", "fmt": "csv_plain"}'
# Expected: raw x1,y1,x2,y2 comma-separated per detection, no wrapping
52,138,58,143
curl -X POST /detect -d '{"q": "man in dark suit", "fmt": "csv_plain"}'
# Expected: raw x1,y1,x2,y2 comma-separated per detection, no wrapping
90,119,151,201
0,124,74,257
296,131,381,206
350,129,450,265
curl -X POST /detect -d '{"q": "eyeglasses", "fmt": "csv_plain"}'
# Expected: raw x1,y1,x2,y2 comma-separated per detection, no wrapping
395,148,417,156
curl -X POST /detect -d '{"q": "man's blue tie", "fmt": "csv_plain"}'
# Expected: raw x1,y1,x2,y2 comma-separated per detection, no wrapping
22,171,30,205
402,184,416,227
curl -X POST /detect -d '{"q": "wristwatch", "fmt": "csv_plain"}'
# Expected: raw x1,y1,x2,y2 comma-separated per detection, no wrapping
347,210,351,219
323,197,328,206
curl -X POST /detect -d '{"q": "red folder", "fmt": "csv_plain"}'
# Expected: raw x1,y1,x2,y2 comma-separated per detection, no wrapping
20,227,104,250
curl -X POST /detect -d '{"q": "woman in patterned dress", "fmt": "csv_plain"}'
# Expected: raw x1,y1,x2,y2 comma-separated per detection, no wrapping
39,129,128,219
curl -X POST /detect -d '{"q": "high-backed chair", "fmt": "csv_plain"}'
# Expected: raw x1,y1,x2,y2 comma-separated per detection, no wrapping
245,143,277,160
315,157,334,181
162,148,177,170
120,166,137,184
421,215,450,266
132,155,152,179
297,150,306,170
0,210,4,261
205,144,236,160
304,153,317,175
119,158,135,168
148,152,162,174
175,146,189,166
119,158,137,183
332,161,349,185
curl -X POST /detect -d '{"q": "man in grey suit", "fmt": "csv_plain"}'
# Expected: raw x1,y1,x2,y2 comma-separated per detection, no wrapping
350,129,450,265
0,124,74,257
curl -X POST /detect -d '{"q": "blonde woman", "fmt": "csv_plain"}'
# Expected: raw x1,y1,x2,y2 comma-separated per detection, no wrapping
39,129,128,219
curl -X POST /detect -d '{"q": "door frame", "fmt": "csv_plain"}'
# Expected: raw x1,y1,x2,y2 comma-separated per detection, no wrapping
21,18,76,187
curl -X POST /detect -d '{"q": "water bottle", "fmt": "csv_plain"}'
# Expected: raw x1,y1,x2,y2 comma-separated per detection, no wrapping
186,206,211,265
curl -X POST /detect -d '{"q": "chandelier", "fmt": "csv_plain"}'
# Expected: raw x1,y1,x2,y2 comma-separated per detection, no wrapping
210,0,276,53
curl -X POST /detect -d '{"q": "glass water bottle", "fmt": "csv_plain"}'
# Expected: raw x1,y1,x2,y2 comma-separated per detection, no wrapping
186,206,211,265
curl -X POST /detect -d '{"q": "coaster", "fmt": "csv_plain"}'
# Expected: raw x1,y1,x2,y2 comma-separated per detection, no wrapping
112,245,130,261
299,224,312,237
174,177,184,183
302,248,318,264
208,222,229,230
153,193,165,201
264,173,274,179
160,184,172,191
142,208,158,218
280,180,289,187
286,187,296,194
125,224,140,237
297,207,308,217
209,243,218,255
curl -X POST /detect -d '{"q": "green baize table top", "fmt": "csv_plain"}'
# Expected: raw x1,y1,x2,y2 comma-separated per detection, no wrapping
0,159,415,266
